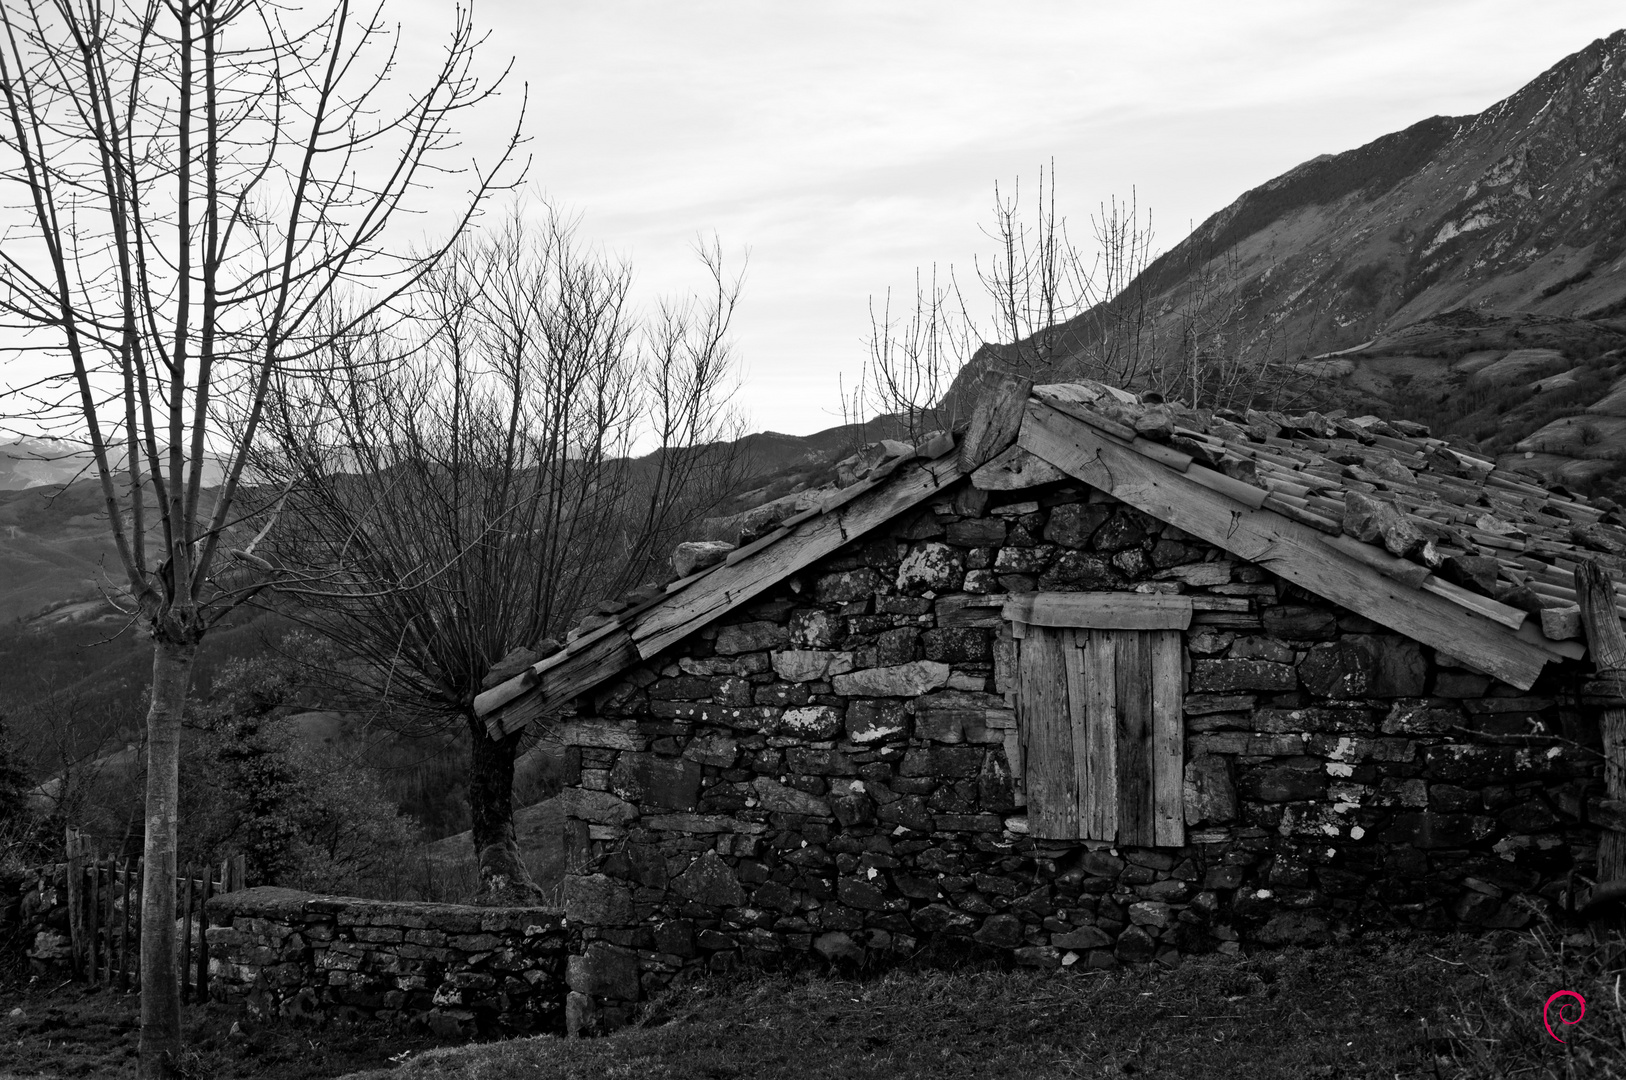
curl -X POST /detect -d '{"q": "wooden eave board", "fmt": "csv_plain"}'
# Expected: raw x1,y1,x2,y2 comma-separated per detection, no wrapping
1002,591,1193,630
485,628,638,737
1017,399,1553,690
633,455,966,658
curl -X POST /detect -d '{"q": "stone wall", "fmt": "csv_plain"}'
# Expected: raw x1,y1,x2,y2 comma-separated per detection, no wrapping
557,480,1608,1021
205,888,567,1037
2,863,74,974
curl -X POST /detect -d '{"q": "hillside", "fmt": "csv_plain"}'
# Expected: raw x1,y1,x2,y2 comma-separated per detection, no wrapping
1124,28,1626,363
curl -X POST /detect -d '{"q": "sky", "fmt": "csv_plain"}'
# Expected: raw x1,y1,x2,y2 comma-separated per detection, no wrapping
5,1,1625,443
389,0,1625,438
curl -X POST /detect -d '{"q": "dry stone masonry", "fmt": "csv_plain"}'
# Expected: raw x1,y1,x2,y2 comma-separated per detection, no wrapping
205,888,567,1037
555,480,1606,1025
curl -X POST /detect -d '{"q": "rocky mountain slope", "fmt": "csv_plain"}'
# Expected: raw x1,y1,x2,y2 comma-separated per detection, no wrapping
1098,28,1626,368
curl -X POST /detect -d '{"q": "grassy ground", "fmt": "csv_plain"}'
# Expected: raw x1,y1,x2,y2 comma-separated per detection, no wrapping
335,929,1625,1080
1,929,1619,1079
0,979,462,1080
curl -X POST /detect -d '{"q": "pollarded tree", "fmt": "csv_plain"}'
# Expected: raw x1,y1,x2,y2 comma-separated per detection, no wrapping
0,1,520,1073
250,201,745,902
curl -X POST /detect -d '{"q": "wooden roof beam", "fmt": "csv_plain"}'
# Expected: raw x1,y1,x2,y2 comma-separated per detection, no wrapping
1018,399,1553,690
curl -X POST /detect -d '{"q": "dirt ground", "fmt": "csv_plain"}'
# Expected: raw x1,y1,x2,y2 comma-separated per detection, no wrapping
0,976,466,1080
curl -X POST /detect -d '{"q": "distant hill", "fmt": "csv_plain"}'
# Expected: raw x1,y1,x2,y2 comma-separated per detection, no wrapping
0,438,224,491
947,28,1626,399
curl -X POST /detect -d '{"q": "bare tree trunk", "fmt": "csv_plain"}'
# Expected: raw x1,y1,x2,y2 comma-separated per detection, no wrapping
139,633,197,1080
466,715,542,904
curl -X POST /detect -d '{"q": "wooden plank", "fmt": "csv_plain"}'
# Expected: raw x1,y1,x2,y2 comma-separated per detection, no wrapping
1189,596,1250,612
1003,591,1193,630
631,456,966,660
486,629,638,737
179,862,193,1003
971,444,1066,490
1184,464,1270,509
65,828,83,975
1115,631,1155,846
1081,629,1119,841
1039,395,1139,441
118,857,131,990
1419,577,1527,631
1322,533,1432,588
1018,399,1552,690
1017,627,1077,839
196,865,212,1003
1150,630,1185,846
87,844,99,985
959,371,1034,471
1062,629,1092,839
1128,438,1193,472
1262,493,1341,534
724,525,793,564
1576,560,1626,892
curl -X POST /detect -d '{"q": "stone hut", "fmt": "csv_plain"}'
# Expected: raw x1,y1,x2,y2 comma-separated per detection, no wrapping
474,378,1626,1030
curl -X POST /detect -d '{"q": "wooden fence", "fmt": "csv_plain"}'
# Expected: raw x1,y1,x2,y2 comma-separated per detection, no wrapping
63,827,248,1002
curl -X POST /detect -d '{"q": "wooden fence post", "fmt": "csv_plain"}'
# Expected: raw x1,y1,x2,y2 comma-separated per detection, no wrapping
197,862,212,1004
118,855,132,991
1576,559,1626,928
179,863,192,1004
64,826,85,976
87,842,100,986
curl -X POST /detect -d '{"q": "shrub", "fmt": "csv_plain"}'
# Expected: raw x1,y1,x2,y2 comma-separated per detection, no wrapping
180,637,423,898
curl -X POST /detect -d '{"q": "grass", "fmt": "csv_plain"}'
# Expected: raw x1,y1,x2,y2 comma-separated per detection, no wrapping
330,928,1626,1080
0,977,464,1080
3,927,1619,1078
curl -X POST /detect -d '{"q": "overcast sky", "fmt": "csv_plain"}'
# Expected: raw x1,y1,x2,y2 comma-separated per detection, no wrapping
391,0,1618,438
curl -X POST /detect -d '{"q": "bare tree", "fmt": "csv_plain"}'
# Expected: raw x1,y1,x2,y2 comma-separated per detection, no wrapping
860,163,1300,425
0,0,520,1072
858,265,973,441
250,202,745,902
861,164,1159,425
1129,238,1303,413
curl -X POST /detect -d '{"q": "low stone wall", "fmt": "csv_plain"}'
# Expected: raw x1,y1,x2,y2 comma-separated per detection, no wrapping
205,888,567,1037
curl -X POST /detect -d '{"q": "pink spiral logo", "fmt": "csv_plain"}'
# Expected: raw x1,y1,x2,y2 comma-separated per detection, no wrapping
1543,991,1586,1043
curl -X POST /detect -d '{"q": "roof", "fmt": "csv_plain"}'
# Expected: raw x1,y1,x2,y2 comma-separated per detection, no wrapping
475,378,1626,735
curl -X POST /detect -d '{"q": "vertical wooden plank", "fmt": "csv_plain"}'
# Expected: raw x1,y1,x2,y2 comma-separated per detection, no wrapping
197,866,213,1004
1062,629,1091,840
1115,631,1155,846
1017,626,1078,838
1082,629,1120,841
232,854,247,892
118,857,131,991
133,858,144,990
1150,630,1187,846
180,863,193,1004
87,844,100,986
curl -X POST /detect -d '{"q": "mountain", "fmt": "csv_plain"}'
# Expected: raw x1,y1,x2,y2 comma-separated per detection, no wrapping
0,438,226,492
947,30,1626,391
1155,28,1625,357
